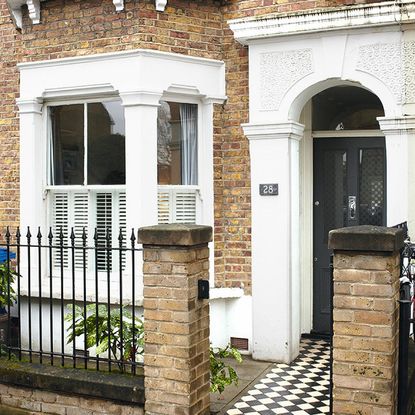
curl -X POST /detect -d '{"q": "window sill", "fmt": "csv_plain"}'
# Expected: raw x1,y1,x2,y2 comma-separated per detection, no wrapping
210,287,245,300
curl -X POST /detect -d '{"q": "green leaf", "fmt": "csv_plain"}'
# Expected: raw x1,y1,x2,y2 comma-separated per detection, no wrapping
209,344,242,394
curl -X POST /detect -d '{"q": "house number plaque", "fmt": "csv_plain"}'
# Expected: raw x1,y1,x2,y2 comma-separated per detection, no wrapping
259,184,279,196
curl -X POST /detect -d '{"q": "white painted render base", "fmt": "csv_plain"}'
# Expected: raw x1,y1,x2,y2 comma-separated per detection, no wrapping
14,292,253,355
230,0,415,363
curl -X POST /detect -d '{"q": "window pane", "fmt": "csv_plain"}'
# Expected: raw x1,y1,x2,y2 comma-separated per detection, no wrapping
87,101,125,185
312,86,384,130
157,101,198,185
50,105,84,185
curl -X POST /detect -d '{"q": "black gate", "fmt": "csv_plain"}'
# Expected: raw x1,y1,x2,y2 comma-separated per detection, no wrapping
398,223,415,415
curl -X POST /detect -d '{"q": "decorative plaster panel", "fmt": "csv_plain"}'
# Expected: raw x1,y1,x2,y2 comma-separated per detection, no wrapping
357,41,415,104
403,41,415,104
260,49,313,110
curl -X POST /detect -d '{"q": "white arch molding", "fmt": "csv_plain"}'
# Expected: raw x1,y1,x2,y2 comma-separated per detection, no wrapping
230,1,415,362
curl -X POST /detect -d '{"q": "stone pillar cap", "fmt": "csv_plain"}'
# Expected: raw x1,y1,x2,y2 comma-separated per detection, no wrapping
328,225,404,252
138,224,212,246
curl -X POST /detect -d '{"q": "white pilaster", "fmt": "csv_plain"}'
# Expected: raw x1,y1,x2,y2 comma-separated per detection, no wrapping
243,121,304,363
200,98,218,286
18,99,44,232
378,116,415,234
120,91,162,232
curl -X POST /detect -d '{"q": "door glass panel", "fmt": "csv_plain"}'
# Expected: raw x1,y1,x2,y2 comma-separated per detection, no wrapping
323,150,347,242
359,148,385,225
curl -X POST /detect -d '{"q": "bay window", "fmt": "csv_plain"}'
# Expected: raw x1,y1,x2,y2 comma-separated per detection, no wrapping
157,101,199,224
48,98,200,270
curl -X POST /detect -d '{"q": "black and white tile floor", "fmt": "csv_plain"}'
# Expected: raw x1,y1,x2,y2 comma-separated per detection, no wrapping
226,338,330,415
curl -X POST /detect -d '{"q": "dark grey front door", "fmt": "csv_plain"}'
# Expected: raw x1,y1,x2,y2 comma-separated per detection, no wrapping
313,137,386,334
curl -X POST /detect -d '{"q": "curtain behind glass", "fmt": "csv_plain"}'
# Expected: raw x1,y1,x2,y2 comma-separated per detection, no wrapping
180,104,198,185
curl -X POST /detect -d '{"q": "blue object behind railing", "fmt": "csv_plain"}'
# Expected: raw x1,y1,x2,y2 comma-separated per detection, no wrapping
0,248,16,264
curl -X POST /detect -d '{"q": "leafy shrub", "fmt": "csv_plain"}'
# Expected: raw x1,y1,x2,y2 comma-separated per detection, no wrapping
65,304,144,369
0,262,18,311
66,306,242,393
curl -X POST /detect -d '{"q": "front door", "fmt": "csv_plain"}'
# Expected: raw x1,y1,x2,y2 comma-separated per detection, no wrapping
313,137,386,334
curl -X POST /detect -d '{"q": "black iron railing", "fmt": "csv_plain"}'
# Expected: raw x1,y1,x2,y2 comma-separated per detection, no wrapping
0,227,143,375
329,254,334,415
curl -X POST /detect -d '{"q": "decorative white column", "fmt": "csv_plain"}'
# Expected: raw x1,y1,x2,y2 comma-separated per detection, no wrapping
243,121,304,363
120,91,162,233
378,116,415,233
18,99,44,232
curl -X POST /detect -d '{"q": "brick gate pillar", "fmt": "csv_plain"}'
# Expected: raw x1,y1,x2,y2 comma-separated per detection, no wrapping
329,226,404,415
138,224,212,415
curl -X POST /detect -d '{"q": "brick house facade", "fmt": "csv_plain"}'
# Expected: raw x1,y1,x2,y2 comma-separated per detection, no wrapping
1,0,415,362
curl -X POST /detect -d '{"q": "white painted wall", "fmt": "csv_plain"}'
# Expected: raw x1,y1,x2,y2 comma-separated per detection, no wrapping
16,290,252,357
210,293,252,352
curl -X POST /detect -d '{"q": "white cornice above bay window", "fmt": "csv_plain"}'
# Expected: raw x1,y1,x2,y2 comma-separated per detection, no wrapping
229,0,415,44
7,0,168,28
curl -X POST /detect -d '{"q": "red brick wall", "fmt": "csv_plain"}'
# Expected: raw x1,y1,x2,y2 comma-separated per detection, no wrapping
0,0,21,227
18,0,223,61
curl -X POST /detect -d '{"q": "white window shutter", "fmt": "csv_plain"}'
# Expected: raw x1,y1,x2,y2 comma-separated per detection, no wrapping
72,191,89,269
118,191,127,271
158,190,172,224
157,187,197,224
51,191,69,268
173,190,196,224
50,188,126,273
95,192,113,272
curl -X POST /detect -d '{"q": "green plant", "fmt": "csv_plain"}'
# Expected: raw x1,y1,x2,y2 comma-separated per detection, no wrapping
66,307,242,393
210,344,242,394
65,304,144,369
0,262,18,311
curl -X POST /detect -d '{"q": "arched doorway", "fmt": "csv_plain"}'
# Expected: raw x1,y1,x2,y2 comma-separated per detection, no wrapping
307,86,386,334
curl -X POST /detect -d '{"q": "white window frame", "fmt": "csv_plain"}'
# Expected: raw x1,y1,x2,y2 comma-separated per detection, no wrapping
157,97,203,225
44,98,127,280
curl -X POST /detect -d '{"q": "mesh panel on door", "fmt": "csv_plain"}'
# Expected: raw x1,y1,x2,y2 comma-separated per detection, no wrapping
359,148,385,226
323,150,347,243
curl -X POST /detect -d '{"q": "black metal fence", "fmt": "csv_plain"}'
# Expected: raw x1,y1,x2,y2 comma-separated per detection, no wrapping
398,233,415,415
0,227,143,375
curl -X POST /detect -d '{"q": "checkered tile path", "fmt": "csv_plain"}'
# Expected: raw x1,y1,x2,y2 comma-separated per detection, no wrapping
227,338,331,415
